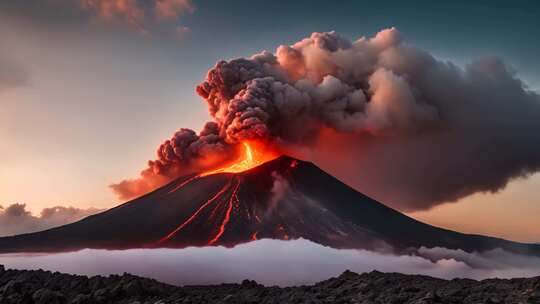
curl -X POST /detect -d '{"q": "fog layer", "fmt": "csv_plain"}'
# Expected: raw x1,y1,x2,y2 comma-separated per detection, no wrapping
2,239,539,286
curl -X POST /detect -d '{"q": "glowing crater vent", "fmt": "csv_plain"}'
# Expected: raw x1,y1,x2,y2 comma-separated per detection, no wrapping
202,142,278,176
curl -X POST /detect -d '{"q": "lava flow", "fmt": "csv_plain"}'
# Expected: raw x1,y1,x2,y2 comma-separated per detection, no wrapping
156,142,280,246
201,141,278,176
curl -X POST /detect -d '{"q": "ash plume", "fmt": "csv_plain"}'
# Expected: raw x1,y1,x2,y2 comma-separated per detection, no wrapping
112,28,540,211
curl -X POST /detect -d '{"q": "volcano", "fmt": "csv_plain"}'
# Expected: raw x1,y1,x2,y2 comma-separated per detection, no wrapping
1,155,539,255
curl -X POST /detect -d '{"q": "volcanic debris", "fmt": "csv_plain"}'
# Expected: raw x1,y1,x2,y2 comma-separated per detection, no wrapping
1,265,540,303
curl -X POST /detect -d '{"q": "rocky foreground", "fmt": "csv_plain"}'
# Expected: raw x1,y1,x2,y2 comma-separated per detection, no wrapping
1,265,540,304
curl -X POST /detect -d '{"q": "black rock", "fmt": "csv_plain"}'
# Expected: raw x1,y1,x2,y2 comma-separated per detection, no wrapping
0,267,540,304
0,267,539,303
32,288,66,304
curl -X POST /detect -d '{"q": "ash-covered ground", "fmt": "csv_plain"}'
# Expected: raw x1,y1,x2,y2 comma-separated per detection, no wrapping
1,264,540,304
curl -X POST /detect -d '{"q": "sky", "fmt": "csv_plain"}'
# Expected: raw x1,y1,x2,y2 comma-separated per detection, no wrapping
1,0,539,243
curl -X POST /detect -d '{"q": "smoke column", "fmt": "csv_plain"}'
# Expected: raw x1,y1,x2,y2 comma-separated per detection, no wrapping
112,28,540,211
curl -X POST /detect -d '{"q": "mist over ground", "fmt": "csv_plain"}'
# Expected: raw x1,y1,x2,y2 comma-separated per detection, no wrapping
2,239,539,286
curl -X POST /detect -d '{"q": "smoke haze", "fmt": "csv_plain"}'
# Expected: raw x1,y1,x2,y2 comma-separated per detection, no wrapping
2,239,540,286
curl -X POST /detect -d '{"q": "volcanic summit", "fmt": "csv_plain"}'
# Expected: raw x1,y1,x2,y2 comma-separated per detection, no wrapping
0,147,539,256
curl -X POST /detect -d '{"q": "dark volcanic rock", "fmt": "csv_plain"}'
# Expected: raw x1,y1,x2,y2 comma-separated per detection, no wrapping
1,265,539,303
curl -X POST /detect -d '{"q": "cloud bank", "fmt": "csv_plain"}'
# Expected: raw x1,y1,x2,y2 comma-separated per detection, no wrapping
2,239,540,286
0,203,102,237
112,28,540,212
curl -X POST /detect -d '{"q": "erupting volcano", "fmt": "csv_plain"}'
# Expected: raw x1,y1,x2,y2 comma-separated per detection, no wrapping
1,154,540,256
201,142,279,176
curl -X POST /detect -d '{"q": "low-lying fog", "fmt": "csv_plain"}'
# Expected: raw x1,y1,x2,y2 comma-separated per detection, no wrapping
1,239,540,286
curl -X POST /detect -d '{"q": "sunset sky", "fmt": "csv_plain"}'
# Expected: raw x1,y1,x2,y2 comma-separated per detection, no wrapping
1,1,539,243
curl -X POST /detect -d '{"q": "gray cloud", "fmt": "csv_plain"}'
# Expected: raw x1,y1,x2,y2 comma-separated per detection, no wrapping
2,239,539,286
0,203,103,237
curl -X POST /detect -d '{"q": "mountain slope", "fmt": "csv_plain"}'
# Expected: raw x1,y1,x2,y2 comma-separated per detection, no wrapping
0,156,538,255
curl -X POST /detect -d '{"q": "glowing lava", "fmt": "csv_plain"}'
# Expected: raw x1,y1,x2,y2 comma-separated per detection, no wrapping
156,142,281,246
202,142,278,176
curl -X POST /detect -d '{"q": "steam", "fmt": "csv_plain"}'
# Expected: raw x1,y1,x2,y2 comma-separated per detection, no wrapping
267,172,290,212
0,203,102,237
112,28,540,211
3,239,540,286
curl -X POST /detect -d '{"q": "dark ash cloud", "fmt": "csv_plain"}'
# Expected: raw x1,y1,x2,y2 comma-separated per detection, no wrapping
0,203,103,237
113,28,540,211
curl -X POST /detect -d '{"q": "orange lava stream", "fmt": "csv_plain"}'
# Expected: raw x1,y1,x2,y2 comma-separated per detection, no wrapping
208,178,240,245
201,142,278,176
250,231,258,241
158,181,231,244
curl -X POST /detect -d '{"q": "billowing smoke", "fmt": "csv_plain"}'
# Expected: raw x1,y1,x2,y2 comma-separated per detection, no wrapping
0,203,102,237
110,122,236,200
112,28,540,211
3,239,540,286
195,28,438,144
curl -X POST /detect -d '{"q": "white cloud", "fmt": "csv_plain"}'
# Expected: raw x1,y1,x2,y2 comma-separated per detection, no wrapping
2,239,539,286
